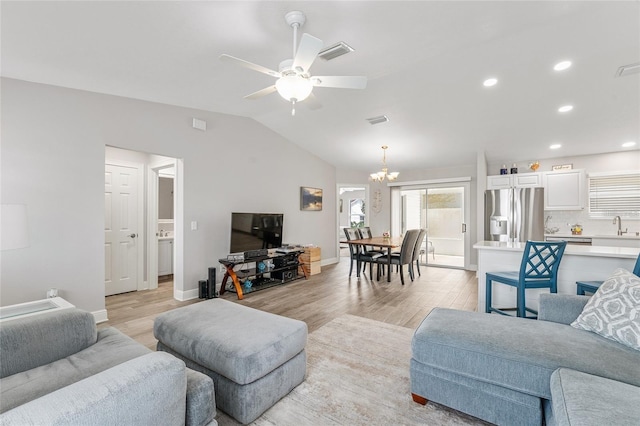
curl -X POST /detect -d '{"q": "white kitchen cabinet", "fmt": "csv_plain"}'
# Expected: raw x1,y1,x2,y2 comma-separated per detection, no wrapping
543,169,585,210
158,239,173,276
487,172,542,189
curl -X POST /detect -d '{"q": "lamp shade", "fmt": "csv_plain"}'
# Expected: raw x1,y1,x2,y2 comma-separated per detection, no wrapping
275,75,313,102
1,204,29,250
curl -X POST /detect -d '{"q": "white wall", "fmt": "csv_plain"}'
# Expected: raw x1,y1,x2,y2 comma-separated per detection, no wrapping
487,151,640,177
1,78,337,313
489,151,640,235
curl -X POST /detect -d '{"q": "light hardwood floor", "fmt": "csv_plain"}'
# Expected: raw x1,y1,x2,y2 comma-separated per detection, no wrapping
100,260,478,350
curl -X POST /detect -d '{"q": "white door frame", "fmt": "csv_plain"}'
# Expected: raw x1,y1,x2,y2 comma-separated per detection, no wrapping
105,159,145,291
148,159,177,292
336,183,370,262
390,178,471,270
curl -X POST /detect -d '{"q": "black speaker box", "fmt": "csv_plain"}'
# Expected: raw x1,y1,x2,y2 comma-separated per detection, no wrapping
198,280,208,299
272,268,297,282
207,267,216,299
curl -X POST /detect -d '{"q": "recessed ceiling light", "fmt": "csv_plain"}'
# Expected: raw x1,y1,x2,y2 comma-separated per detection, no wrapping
622,141,637,148
554,61,572,71
550,144,562,150
558,105,573,113
483,78,498,87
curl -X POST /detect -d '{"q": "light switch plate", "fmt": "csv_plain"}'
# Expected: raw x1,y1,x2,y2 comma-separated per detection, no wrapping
192,118,207,131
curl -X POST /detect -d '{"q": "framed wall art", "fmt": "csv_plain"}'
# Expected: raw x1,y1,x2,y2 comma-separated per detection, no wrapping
300,187,323,211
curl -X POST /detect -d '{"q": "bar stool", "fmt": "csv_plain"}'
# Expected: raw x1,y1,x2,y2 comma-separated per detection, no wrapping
576,253,640,295
486,240,567,318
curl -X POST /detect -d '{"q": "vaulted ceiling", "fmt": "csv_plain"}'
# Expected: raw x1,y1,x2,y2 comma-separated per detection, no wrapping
2,1,638,173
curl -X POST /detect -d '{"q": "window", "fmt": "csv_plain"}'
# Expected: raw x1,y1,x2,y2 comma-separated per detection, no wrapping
588,171,640,219
349,198,365,227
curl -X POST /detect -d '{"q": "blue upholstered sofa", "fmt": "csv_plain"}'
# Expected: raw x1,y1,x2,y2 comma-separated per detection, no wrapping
410,294,640,425
0,308,217,425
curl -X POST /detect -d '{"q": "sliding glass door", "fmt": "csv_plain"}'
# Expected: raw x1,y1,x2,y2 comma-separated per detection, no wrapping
397,183,468,269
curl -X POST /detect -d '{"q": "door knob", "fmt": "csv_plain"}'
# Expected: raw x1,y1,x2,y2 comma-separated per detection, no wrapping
129,233,137,238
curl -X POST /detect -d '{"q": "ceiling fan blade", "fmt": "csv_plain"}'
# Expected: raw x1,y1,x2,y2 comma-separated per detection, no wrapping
244,85,277,100
292,33,323,73
219,54,280,77
303,93,323,110
312,76,367,89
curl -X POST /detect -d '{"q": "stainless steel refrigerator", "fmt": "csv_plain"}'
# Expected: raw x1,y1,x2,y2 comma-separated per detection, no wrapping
484,188,544,242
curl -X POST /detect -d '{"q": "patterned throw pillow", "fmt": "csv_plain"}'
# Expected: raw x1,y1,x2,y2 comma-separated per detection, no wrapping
571,268,640,351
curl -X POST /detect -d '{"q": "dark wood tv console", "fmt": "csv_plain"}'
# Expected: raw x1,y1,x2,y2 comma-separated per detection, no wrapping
218,249,307,300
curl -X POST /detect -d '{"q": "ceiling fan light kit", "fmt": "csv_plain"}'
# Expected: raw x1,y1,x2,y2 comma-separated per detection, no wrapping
219,10,367,116
370,145,399,182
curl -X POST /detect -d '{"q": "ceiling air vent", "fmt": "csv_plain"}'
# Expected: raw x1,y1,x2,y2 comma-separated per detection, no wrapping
366,115,389,125
318,42,354,61
616,62,640,77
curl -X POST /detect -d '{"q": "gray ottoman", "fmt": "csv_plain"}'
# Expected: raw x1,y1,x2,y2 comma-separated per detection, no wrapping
154,299,307,424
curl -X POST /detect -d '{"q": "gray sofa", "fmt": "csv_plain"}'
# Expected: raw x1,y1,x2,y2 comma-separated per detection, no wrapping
410,294,640,425
0,308,217,425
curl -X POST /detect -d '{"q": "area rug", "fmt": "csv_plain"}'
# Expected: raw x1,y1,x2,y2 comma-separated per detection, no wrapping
216,315,487,425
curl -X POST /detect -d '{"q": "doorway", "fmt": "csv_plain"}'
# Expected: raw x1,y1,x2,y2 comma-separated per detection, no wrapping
337,184,369,258
104,146,182,299
147,161,177,292
396,182,469,269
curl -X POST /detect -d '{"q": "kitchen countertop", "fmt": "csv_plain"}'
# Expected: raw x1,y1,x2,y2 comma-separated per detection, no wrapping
474,241,640,259
545,233,640,240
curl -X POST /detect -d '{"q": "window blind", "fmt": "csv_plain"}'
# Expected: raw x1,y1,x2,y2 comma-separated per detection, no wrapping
588,171,640,218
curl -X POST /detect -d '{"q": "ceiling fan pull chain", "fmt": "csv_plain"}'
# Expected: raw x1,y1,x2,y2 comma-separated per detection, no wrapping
291,99,296,116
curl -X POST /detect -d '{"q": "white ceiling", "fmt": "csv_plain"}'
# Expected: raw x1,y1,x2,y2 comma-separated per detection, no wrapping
2,1,639,173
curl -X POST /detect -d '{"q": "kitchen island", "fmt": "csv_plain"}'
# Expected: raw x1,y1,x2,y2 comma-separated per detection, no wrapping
474,241,640,313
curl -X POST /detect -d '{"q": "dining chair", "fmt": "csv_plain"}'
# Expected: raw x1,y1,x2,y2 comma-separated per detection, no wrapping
576,253,640,295
357,226,385,256
486,240,567,318
343,228,383,278
380,229,421,285
410,229,427,279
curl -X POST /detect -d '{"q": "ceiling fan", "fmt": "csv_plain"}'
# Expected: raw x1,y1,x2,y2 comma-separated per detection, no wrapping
219,10,367,116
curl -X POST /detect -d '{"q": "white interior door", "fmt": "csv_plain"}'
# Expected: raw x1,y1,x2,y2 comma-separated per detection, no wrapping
105,163,140,295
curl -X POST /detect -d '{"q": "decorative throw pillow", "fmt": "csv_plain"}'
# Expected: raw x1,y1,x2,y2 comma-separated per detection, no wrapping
571,268,640,351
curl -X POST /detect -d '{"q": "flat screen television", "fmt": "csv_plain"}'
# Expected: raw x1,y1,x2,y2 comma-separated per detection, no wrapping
229,212,283,253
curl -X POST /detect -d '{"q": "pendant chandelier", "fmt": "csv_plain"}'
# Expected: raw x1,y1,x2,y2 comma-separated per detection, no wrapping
370,145,399,182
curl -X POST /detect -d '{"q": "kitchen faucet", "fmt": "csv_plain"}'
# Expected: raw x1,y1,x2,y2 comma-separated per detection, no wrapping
613,216,627,236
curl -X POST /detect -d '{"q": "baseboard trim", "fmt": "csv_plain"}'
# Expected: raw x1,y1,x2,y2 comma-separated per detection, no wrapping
469,264,478,272
174,288,199,301
321,257,339,266
92,309,108,324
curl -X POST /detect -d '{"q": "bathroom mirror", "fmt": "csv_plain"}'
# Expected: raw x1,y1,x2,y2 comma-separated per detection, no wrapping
158,176,174,219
